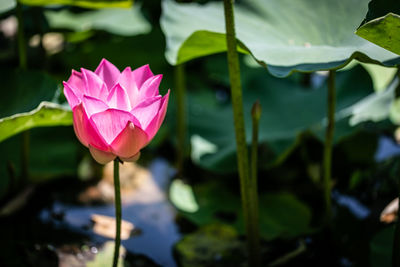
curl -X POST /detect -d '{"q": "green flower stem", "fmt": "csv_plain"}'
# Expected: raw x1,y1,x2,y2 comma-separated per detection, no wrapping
113,159,122,267
323,70,336,221
223,0,260,265
17,0,29,182
174,64,186,176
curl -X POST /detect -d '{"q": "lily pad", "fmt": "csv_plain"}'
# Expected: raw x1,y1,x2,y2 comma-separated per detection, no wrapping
45,6,151,36
20,0,132,9
161,0,400,77
188,64,374,172
175,223,245,267
172,180,312,240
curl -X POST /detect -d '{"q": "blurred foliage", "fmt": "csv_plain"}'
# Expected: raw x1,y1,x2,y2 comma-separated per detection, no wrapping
170,179,312,240
45,6,151,36
185,60,375,172
0,0,400,266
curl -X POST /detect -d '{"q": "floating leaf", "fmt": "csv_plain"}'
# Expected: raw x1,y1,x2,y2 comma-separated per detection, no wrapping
45,7,151,36
169,179,199,213
161,0,399,77
20,0,132,9
175,224,244,267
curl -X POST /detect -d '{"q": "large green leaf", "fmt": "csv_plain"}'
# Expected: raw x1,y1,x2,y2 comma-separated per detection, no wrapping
0,69,72,142
0,102,72,142
171,179,312,240
20,0,132,9
356,13,400,56
188,64,374,172
161,0,399,77
348,77,398,126
45,6,151,36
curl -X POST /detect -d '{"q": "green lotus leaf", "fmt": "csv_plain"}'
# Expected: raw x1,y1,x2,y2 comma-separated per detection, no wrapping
45,6,151,36
356,13,400,56
161,0,399,77
0,102,72,143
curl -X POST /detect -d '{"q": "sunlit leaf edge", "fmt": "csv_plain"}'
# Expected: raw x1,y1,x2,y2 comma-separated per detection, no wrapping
0,101,72,142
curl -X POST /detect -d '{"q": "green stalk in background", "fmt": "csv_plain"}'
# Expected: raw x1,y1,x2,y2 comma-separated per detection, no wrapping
16,1,29,182
113,159,122,267
250,100,262,266
17,1,26,70
174,64,186,176
223,0,260,265
323,70,336,221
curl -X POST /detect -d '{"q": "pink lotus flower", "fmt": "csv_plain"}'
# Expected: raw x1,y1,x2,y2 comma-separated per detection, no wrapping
63,59,170,164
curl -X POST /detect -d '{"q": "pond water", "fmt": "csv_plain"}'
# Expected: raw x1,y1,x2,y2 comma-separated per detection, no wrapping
39,158,180,266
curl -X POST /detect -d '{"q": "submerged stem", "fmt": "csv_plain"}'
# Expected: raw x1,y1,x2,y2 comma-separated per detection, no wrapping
323,70,336,221
223,0,260,265
113,159,122,267
175,64,186,176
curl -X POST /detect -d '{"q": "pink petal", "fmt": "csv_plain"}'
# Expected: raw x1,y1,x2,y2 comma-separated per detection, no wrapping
118,67,138,105
95,58,121,90
145,90,170,140
120,152,140,162
131,95,162,130
66,69,85,93
111,122,149,158
90,109,139,145
132,64,154,89
107,83,131,111
63,82,81,109
139,74,163,98
89,145,116,164
81,68,107,98
82,95,109,117
72,104,109,151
